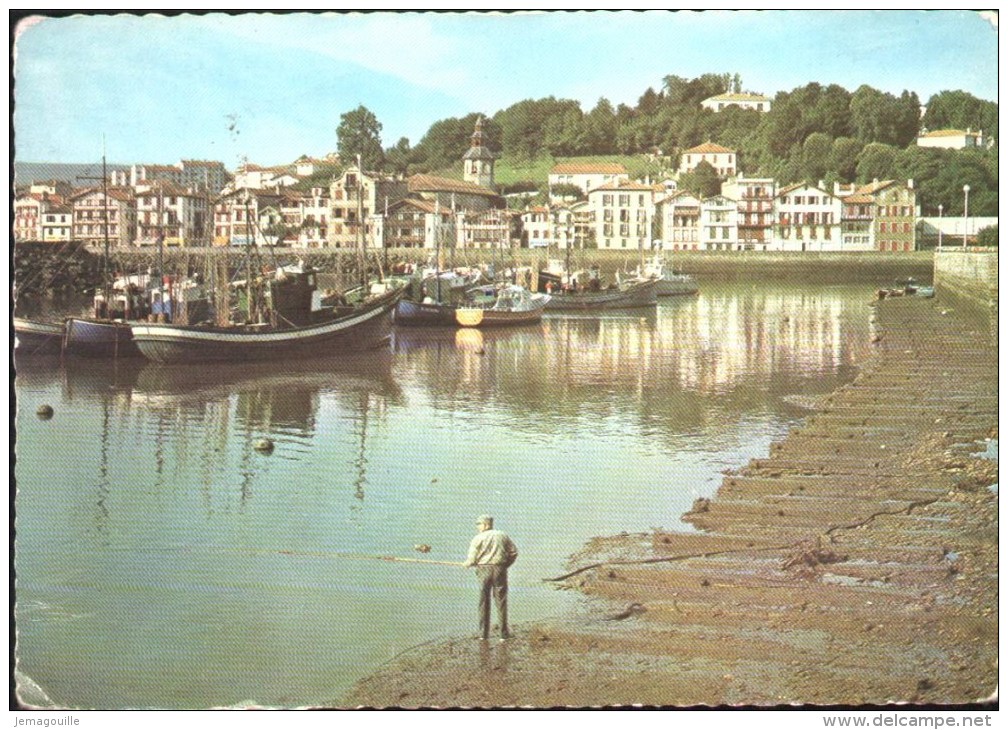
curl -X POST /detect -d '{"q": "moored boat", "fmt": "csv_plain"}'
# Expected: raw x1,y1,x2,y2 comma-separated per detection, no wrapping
544,277,658,311
630,256,699,296
130,265,406,363
455,284,549,327
13,317,66,355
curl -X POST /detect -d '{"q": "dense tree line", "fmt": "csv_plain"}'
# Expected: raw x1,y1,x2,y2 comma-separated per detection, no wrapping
333,75,997,215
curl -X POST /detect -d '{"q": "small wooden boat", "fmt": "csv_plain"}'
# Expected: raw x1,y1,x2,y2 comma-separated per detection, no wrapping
130,265,406,363
455,284,549,327
64,317,139,358
13,317,66,355
395,297,457,326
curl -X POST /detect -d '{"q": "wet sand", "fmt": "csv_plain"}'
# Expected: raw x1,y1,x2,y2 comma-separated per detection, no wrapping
347,296,998,708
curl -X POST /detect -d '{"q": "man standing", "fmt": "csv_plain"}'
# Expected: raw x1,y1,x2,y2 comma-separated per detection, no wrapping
464,514,518,640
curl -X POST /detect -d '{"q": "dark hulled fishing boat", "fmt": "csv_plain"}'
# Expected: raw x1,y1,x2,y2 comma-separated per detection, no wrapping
543,277,658,311
130,264,405,364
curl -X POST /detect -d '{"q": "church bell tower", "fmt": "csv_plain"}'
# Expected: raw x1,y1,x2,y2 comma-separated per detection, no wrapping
462,116,496,188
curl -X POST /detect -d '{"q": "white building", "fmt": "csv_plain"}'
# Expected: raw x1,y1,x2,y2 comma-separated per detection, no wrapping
916,128,989,150
548,162,629,199
587,181,661,250
70,188,136,248
699,195,738,251
773,182,842,251
678,142,737,178
134,183,210,247
700,92,772,113
520,207,551,248
656,191,702,251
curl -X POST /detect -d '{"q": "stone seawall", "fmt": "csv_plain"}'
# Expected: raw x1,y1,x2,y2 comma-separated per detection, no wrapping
934,249,998,340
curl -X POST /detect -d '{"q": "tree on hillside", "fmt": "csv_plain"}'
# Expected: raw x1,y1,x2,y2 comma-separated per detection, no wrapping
584,98,618,154
384,137,413,176
411,113,502,172
337,105,384,170
801,132,833,183
827,137,864,182
849,86,920,147
922,91,998,136
679,161,722,199
855,142,899,183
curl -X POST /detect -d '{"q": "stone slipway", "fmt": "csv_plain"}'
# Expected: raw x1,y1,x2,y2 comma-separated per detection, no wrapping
347,297,998,708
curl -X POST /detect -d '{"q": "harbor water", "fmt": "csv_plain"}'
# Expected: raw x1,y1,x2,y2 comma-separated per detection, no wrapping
14,281,875,708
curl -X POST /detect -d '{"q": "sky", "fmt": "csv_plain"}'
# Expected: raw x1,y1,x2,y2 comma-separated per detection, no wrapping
11,10,1000,167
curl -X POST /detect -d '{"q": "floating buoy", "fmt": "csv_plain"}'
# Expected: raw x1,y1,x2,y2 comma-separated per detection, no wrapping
35,404,54,420
254,438,275,453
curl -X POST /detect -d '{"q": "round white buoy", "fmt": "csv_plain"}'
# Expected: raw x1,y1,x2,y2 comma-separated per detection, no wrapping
254,438,275,453
35,404,54,420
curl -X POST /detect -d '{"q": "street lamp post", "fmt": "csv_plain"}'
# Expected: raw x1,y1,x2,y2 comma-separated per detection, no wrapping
962,184,970,249
937,204,943,252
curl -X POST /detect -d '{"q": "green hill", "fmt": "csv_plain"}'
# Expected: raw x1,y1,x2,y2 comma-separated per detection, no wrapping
432,154,670,191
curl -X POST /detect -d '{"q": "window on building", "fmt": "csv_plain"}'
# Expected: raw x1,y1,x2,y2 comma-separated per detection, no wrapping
603,194,613,206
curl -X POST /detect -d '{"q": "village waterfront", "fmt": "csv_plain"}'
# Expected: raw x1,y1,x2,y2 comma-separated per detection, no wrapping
14,269,895,709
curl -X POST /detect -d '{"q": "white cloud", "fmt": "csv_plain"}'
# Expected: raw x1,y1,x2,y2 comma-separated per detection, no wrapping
978,10,997,30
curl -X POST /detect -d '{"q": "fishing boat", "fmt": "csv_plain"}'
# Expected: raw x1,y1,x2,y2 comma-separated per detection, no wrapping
537,259,658,311
130,263,406,363
628,255,699,296
394,268,483,326
544,277,658,311
65,273,213,358
455,284,549,327
13,317,66,355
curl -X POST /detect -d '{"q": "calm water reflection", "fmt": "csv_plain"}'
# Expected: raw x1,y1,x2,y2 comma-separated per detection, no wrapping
14,281,874,708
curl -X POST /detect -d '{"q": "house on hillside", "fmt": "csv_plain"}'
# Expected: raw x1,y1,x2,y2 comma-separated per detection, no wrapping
678,142,737,178
548,162,629,199
700,92,772,113
916,128,990,150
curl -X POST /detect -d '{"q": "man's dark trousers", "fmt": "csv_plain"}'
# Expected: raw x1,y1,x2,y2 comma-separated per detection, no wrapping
476,564,510,639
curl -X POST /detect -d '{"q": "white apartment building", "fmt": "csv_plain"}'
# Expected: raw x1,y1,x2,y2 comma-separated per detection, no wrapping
134,183,210,246
699,195,738,250
774,183,842,251
548,162,629,199
678,142,737,177
70,188,135,248
587,181,661,250
657,191,702,251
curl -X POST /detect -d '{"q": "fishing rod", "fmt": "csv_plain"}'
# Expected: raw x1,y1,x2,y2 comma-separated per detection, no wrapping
122,543,466,567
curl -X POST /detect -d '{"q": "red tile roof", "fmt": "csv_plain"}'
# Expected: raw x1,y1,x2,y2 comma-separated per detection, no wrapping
550,162,628,175
684,142,735,154
590,180,663,193
408,174,499,198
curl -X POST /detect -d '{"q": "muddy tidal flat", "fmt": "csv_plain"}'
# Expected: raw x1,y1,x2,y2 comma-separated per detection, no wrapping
348,296,998,708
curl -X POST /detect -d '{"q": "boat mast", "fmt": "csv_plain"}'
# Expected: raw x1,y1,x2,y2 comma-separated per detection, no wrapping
101,146,111,299
356,154,366,293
